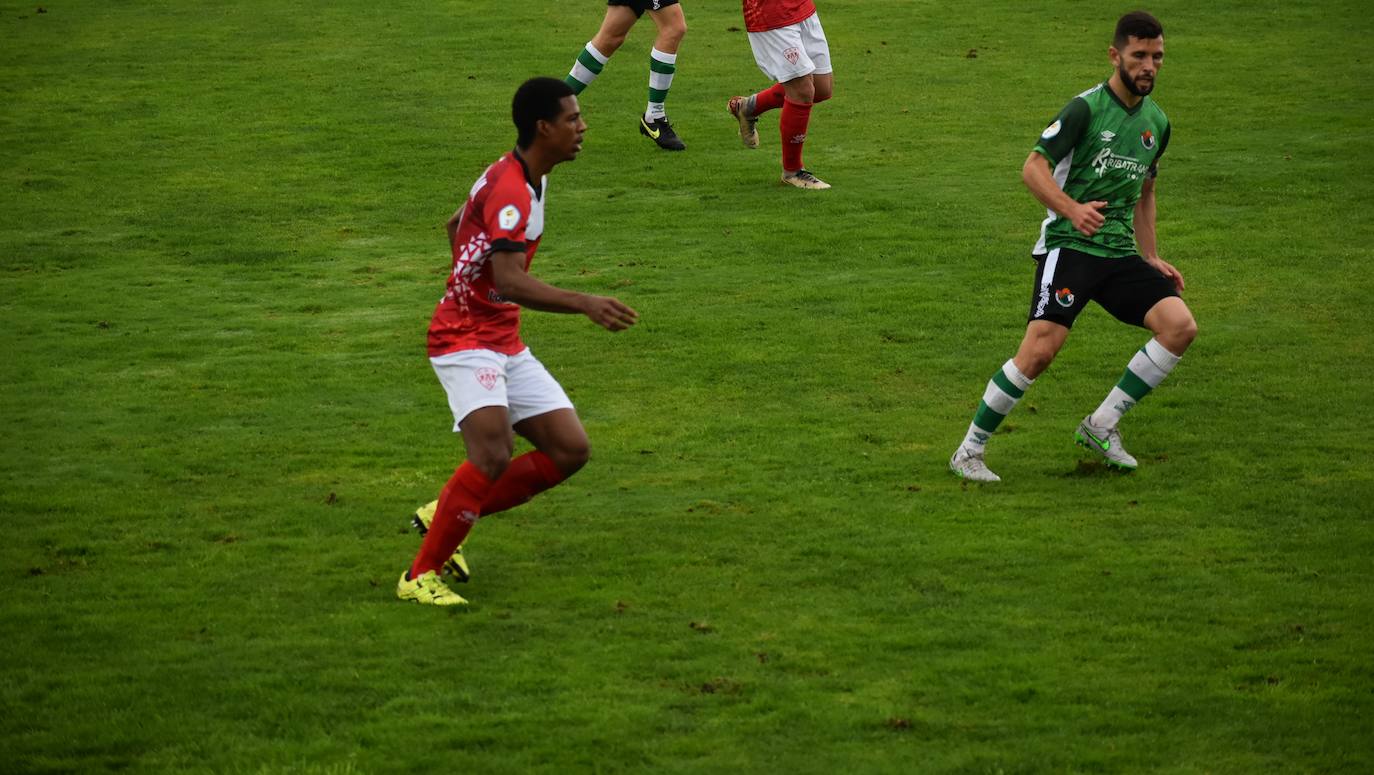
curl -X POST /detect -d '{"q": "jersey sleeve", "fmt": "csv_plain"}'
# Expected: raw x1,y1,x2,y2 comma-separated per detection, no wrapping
1148,121,1171,178
480,172,532,253
1032,97,1091,166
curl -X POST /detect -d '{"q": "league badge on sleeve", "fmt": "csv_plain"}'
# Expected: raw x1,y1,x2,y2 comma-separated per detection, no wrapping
498,204,522,231
1041,120,1062,140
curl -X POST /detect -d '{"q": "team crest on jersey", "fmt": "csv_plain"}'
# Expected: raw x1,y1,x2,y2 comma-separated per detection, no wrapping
1055,288,1075,307
1140,129,1156,150
1041,120,1062,140
475,367,501,391
783,47,800,65
498,204,522,231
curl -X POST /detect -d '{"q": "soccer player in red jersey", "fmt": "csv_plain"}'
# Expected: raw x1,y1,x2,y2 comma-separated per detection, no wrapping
727,0,833,189
398,77,640,607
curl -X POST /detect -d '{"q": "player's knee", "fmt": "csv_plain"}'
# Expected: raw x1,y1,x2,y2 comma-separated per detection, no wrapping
550,438,591,476
469,441,514,482
1019,341,1060,377
813,83,832,103
1168,315,1198,352
593,32,627,55
663,17,686,44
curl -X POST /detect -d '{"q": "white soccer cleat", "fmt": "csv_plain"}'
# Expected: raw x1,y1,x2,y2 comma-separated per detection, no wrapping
949,446,1001,482
1075,416,1139,470
781,168,831,190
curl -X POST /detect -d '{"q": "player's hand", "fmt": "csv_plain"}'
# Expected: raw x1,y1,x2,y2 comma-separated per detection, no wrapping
1071,200,1108,236
1146,255,1185,292
582,295,639,332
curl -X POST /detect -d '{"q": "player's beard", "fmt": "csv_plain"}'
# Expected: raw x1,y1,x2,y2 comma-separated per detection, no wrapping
1118,63,1155,96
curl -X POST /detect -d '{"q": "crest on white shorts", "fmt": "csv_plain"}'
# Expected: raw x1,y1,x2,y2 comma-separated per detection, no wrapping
783,47,800,65
475,367,501,390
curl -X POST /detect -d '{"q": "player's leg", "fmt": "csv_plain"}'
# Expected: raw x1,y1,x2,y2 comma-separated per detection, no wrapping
728,82,784,149
401,351,516,605
777,12,832,188
408,406,509,570
1076,262,1196,469
950,321,1068,481
777,74,831,189
411,351,588,576
565,4,641,95
729,24,799,151
472,349,583,517
812,72,833,104
950,249,1085,481
638,2,686,150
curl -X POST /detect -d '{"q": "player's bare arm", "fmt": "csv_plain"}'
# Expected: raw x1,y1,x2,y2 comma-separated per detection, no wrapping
444,206,464,250
1134,177,1184,291
490,250,639,331
1022,151,1107,237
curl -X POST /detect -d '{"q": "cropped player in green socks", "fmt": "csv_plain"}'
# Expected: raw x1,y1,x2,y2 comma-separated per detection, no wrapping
949,11,1198,482
564,0,687,151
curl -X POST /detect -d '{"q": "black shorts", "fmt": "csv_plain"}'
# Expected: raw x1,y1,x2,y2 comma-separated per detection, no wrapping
1027,247,1178,329
609,0,679,17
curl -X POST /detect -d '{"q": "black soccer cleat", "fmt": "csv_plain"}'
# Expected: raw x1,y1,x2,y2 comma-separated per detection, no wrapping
639,114,686,151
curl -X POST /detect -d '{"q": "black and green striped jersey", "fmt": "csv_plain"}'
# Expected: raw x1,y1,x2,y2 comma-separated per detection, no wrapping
1032,82,1170,258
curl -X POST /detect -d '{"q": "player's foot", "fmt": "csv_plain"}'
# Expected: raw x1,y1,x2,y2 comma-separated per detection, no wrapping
640,114,686,151
1075,416,1139,470
781,168,831,190
727,96,759,149
411,500,471,582
396,570,468,607
949,446,1001,482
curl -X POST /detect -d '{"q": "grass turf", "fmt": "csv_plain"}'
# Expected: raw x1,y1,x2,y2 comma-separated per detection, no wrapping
2,0,1372,771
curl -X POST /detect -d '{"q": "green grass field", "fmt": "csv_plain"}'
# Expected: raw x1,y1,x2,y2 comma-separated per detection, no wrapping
4,1,1373,771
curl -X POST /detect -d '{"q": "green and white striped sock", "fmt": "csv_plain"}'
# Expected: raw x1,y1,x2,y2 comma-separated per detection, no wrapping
645,47,677,120
963,359,1034,452
565,42,609,95
1090,338,1181,429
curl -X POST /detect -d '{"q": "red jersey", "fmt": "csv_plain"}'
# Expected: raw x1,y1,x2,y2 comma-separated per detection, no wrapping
428,151,546,357
743,0,816,33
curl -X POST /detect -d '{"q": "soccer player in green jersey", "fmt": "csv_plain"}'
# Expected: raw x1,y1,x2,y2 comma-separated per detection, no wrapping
564,1,688,151
949,11,1198,482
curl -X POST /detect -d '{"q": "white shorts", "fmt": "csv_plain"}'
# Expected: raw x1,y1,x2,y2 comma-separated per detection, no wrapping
430,347,574,431
747,12,832,83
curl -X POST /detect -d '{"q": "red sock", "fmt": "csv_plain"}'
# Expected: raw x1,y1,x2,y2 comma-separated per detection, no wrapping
409,462,491,578
752,82,787,115
779,98,813,172
480,450,566,516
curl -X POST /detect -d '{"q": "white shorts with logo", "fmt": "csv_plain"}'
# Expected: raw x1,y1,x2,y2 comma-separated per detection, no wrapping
747,13,832,83
430,347,574,431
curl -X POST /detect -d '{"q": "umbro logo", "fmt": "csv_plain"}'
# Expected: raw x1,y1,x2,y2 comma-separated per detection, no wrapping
1100,130,1117,142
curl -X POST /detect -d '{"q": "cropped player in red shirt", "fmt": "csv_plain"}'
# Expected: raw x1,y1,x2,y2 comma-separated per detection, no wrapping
398,77,639,607
727,0,834,189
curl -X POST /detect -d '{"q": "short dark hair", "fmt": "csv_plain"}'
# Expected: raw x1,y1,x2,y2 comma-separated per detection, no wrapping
512,77,575,149
1113,11,1163,48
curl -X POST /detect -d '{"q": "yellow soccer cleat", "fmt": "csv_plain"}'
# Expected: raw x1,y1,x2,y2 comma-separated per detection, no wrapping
396,570,468,607
410,500,471,582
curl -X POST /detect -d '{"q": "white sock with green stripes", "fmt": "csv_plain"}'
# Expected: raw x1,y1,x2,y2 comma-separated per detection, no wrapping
645,47,677,120
962,359,1034,453
1089,338,1182,430
565,42,609,95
